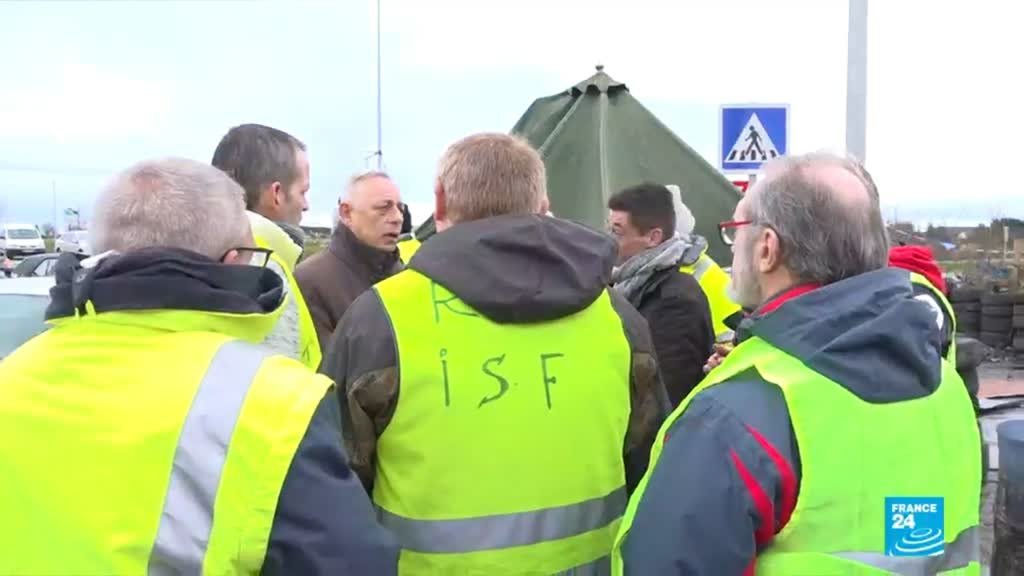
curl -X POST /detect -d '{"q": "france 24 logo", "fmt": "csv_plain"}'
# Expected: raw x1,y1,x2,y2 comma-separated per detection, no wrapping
885,497,944,557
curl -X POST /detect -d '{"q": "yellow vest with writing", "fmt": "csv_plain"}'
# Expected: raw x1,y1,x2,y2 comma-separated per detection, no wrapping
374,269,632,575
0,308,329,574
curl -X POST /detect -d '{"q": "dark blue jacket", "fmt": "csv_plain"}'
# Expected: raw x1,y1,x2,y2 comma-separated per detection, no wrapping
47,250,399,576
619,268,971,575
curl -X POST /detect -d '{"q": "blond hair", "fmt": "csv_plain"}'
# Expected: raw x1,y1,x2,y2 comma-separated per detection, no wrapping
437,133,546,223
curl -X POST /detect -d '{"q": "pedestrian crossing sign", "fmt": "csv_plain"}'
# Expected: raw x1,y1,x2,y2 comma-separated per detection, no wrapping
720,104,789,173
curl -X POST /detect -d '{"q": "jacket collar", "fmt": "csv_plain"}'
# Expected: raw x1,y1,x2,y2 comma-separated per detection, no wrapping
248,211,303,271
329,223,401,277
45,248,285,341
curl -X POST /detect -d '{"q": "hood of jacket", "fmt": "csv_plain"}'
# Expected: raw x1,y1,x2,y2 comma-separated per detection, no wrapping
46,248,285,341
409,214,617,324
743,267,944,403
249,211,304,270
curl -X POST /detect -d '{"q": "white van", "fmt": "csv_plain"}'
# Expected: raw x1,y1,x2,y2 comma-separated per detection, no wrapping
0,223,46,259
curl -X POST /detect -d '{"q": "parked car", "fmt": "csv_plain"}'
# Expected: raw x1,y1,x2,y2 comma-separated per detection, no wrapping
9,253,66,278
55,230,91,255
0,276,53,359
0,223,46,259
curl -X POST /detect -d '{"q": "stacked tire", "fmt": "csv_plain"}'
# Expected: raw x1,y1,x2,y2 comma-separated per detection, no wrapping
951,287,982,339
980,291,1015,350
1014,293,1024,353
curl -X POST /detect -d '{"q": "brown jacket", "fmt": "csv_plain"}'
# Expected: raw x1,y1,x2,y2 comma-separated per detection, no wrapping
295,224,402,351
319,215,669,494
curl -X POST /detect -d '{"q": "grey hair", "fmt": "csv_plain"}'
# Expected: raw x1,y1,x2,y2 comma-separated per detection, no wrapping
91,157,251,260
341,170,391,202
211,123,306,210
437,133,546,223
746,152,889,285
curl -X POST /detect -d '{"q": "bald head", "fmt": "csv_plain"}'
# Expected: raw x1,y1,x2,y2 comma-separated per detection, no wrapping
742,152,888,286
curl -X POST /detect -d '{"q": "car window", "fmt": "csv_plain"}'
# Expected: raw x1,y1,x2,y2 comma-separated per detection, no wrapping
33,259,56,277
7,228,41,240
0,294,49,358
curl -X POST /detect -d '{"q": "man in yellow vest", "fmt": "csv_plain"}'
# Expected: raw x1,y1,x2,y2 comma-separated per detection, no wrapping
212,123,321,369
666,184,745,344
320,133,669,574
0,158,397,574
613,153,981,574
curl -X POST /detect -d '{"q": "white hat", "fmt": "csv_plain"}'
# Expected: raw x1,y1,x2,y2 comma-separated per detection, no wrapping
665,184,695,236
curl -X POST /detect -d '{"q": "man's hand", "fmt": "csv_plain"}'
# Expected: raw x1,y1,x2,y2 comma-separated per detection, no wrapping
703,344,733,374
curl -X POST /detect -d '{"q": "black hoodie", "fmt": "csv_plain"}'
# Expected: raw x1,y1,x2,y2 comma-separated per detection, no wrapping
320,214,669,493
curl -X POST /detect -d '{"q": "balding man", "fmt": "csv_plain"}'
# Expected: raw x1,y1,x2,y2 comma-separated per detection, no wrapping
320,133,668,574
296,171,404,350
612,153,981,575
0,158,397,575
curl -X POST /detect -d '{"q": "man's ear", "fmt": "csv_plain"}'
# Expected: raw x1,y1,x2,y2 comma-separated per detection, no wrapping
269,182,283,208
338,200,353,225
539,196,550,215
757,227,783,273
647,227,665,247
221,249,243,265
434,181,447,224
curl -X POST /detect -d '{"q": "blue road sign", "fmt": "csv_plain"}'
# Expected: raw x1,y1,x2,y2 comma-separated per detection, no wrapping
720,105,789,173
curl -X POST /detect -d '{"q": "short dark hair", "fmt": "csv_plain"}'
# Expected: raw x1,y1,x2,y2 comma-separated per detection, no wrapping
608,183,676,237
211,124,306,210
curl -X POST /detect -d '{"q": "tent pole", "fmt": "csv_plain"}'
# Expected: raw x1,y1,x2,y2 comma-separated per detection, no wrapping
375,0,383,171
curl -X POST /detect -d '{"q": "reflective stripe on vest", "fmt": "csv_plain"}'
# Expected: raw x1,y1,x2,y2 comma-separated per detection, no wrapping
148,341,271,575
909,271,957,363
378,486,626,554
613,334,981,575
834,525,978,575
680,253,741,343
689,253,712,279
374,269,631,574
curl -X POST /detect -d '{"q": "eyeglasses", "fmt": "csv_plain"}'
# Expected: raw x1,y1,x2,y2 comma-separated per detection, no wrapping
222,247,274,268
718,220,754,246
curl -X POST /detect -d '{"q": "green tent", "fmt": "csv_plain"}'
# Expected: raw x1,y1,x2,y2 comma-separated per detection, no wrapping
511,66,741,264
409,67,741,264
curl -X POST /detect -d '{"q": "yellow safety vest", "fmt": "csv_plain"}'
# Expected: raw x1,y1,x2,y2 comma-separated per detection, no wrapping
679,251,742,343
909,272,958,363
0,308,329,575
374,269,632,575
396,235,421,264
249,211,322,369
614,326,981,574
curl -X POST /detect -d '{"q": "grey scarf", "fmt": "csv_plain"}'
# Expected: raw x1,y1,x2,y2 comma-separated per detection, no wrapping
612,234,692,305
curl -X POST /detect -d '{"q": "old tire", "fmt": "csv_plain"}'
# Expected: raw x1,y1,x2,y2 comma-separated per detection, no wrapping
984,305,1014,318
983,292,1016,306
950,287,982,303
981,331,1010,349
983,316,1013,333
950,303,983,315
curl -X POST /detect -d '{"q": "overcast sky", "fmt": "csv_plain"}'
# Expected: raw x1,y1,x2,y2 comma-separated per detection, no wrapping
0,0,1020,231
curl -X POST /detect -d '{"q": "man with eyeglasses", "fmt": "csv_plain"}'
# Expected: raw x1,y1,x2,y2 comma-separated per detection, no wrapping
296,170,405,351
612,153,981,575
0,157,398,575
